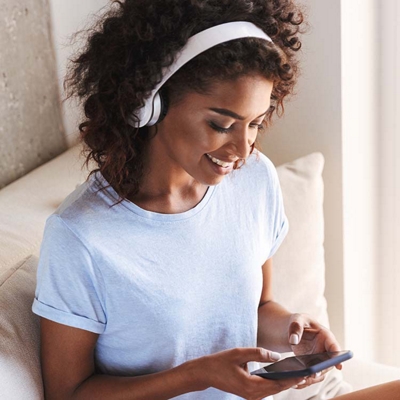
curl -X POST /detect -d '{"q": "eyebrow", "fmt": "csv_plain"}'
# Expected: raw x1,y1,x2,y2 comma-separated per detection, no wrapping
208,107,269,120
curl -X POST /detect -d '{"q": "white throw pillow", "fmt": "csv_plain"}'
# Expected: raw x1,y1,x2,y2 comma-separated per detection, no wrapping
273,152,351,399
274,152,329,327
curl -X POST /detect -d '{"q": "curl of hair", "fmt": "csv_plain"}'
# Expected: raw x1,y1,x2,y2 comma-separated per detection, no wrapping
64,0,309,205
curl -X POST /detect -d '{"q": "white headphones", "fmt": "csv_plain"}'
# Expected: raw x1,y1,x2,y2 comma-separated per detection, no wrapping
129,21,273,128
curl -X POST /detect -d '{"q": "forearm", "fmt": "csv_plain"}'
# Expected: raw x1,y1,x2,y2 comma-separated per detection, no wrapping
68,360,203,400
257,300,293,353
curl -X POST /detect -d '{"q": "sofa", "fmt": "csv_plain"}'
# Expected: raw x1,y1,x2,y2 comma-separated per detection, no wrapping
1,0,399,398
1,144,400,400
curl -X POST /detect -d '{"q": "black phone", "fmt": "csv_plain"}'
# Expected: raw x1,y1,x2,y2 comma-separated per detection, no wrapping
250,350,353,380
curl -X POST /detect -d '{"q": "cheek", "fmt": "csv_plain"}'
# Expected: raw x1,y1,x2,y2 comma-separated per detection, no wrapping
196,136,227,157
166,113,225,153
185,127,223,152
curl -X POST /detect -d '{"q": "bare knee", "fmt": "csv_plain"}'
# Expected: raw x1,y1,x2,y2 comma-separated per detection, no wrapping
335,380,400,400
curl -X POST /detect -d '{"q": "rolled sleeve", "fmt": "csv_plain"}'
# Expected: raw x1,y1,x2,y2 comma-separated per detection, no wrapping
32,215,106,333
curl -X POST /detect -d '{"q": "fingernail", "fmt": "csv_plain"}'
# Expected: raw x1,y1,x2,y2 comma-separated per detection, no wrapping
271,351,281,361
292,379,306,388
289,334,299,345
315,371,321,378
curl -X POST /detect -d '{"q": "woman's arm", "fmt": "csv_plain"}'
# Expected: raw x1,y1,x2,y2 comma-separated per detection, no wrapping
257,258,340,353
257,258,344,389
40,318,304,400
257,258,296,352
40,318,198,400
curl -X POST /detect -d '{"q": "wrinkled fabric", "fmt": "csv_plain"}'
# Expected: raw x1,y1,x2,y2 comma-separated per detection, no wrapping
32,151,288,399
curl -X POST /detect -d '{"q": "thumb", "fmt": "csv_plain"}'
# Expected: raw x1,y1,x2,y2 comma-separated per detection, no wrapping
237,347,282,363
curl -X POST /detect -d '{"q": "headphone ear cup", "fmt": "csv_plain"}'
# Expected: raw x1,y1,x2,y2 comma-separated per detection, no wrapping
145,92,169,126
157,91,169,124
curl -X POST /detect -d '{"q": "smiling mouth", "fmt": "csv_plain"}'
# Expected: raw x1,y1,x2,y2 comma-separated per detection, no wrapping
206,153,235,168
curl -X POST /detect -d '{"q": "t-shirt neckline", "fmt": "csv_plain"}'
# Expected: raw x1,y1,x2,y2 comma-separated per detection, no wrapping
90,171,216,222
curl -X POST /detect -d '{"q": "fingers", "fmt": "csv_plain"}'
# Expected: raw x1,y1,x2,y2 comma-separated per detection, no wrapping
288,314,326,344
292,378,307,389
292,367,333,390
293,371,326,390
288,313,342,353
288,314,304,345
204,348,308,399
311,367,330,379
275,376,312,392
319,367,333,376
232,347,282,364
249,374,312,392
322,329,341,353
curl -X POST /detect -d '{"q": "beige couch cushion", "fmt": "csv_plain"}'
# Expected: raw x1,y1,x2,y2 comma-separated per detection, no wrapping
0,145,89,274
0,143,90,399
0,253,43,400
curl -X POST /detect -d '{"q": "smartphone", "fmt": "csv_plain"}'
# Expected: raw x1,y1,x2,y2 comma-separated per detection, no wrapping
250,350,353,380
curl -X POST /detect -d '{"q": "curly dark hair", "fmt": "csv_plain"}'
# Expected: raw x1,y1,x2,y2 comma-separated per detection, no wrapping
64,0,308,205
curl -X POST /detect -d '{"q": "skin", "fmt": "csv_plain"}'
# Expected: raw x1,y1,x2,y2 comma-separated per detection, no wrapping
40,74,400,399
129,75,272,213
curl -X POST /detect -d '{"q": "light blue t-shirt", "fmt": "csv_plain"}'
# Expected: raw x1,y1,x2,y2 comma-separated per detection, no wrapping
32,151,288,399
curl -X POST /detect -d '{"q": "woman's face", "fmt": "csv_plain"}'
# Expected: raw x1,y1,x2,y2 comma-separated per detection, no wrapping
152,74,274,186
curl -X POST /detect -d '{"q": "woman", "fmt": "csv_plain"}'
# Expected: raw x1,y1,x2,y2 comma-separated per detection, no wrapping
32,0,400,399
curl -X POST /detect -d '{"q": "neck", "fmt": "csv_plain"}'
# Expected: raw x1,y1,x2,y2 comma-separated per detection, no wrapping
128,130,208,213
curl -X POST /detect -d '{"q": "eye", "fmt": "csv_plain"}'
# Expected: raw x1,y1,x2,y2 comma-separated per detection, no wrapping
208,121,232,134
208,120,266,134
250,121,266,133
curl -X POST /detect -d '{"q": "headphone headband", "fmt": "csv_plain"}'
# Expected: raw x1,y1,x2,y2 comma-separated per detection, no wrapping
130,21,273,128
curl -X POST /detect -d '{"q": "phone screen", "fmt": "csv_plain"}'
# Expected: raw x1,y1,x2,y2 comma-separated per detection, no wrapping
250,350,353,379
265,351,348,373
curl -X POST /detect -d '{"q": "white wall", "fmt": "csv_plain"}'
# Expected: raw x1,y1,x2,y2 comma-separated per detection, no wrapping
260,0,346,347
49,0,110,148
378,0,400,367
340,0,380,362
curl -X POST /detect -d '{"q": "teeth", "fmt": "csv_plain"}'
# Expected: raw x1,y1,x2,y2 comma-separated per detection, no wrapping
206,154,233,168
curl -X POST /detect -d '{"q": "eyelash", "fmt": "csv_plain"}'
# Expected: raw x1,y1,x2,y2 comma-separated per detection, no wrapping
209,121,265,134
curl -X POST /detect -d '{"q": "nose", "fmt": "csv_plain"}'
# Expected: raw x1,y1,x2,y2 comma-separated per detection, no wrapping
232,127,256,159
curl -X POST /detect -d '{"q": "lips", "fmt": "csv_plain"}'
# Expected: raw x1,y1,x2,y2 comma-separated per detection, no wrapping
206,153,235,168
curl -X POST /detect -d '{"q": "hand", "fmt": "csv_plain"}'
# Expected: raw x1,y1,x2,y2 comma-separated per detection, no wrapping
287,313,341,356
286,313,343,389
190,347,308,400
